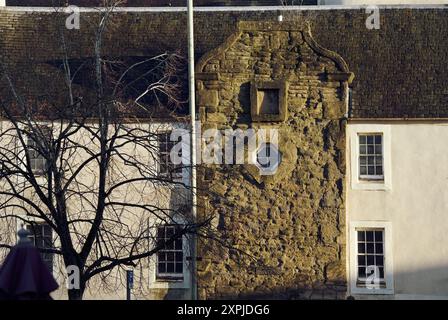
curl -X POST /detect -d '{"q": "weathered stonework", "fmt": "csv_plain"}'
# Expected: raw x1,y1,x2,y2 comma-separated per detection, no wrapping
196,21,353,299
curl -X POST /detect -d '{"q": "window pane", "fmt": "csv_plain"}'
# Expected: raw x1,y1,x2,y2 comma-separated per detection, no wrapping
360,156,367,165
167,252,174,262
360,166,367,175
368,166,375,175
374,231,383,242
375,243,383,254
43,225,52,237
359,135,366,144
367,145,374,154
379,267,385,279
166,263,175,273
367,243,374,254
158,263,166,273
175,263,183,274
367,255,375,266
375,135,382,144
357,255,366,266
26,223,53,272
367,136,374,144
376,255,384,267
166,241,174,250
358,267,366,278
376,156,383,165
375,145,382,154
358,231,365,241
175,252,183,262
359,145,367,154
358,243,366,254
166,227,174,238
175,239,182,250
43,237,52,248
157,227,164,239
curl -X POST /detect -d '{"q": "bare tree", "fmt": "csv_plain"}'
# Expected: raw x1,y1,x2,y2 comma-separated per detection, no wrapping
0,2,216,300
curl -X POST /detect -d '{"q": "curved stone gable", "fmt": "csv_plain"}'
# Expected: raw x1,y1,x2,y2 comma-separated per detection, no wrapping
197,21,352,299
197,21,351,76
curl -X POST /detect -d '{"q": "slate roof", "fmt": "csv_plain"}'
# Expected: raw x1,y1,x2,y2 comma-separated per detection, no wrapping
1,7,447,118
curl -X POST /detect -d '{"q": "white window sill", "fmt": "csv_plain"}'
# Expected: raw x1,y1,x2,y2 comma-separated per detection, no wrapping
352,180,391,191
156,276,184,282
150,277,189,289
351,286,394,295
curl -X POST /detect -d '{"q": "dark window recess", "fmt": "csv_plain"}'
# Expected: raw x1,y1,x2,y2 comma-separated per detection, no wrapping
157,131,182,179
258,89,280,115
359,134,383,179
26,126,52,175
156,225,184,280
356,229,385,287
27,224,54,273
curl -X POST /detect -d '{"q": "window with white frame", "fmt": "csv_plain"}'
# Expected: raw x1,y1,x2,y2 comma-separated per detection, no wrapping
26,223,54,273
356,228,385,287
350,221,393,294
350,125,391,191
156,225,184,280
358,134,383,180
26,126,51,175
157,131,182,180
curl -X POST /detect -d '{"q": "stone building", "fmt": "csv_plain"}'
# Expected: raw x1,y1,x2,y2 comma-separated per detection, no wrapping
195,21,352,299
1,3,448,299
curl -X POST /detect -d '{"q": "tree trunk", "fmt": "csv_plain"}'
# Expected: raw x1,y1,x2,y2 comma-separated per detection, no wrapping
67,284,85,300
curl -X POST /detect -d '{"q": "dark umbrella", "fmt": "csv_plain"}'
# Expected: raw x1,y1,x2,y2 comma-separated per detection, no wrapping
0,227,59,300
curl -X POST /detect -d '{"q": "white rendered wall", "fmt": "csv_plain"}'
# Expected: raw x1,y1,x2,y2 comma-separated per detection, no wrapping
321,0,448,4
347,122,448,299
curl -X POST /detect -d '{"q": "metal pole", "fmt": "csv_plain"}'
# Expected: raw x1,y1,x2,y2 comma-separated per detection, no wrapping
126,270,133,300
187,0,198,301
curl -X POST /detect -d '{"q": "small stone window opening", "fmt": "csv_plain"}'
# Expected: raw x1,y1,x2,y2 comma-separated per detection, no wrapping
156,225,184,280
251,80,287,122
356,228,386,288
258,89,280,115
359,134,383,180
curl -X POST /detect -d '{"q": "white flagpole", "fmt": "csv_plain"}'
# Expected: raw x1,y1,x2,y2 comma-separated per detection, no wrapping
187,0,198,301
